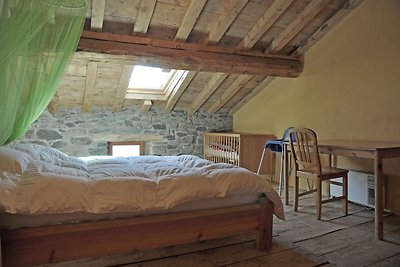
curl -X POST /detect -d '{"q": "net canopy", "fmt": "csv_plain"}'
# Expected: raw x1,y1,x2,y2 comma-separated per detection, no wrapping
0,0,87,145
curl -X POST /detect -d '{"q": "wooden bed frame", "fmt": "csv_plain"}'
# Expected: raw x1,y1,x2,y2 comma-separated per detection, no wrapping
0,196,273,266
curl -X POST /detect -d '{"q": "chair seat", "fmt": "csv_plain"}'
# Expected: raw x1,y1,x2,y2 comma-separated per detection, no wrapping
298,166,348,180
264,139,284,152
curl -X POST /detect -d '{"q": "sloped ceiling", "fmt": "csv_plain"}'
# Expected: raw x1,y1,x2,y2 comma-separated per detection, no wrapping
50,0,363,115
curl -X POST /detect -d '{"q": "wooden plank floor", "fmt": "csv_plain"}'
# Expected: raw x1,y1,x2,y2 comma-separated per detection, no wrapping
46,185,400,267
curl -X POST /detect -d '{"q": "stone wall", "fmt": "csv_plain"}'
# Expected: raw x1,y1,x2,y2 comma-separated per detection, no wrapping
17,108,233,157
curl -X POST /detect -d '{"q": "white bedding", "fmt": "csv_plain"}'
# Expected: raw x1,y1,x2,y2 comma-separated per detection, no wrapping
0,144,284,220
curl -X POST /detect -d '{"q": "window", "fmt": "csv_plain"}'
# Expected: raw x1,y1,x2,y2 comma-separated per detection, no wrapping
128,65,173,91
125,65,189,101
108,141,145,156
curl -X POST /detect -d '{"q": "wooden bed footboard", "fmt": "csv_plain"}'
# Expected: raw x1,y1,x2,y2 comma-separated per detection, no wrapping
0,197,273,266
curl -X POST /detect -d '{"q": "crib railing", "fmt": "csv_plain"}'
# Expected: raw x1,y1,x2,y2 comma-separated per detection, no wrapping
204,133,240,166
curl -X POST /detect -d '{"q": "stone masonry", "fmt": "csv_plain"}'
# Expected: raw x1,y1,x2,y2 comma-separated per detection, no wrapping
17,107,233,157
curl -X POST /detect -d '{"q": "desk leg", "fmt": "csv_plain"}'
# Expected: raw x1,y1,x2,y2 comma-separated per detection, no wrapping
284,145,289,205
374,152,384,240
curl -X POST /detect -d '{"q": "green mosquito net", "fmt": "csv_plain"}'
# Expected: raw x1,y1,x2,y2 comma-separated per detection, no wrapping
0,0,87,145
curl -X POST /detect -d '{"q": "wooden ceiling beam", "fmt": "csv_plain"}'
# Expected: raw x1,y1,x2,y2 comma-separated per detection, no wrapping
189,0,248,115
165,71,197,113
174,0,207,42
133,0,157,34
79,32,303,76
112,65,133,112
229,76,275,115
80,31,299,60
172,0,206,113
224,0,293,115
238,0,294,49
187,73,228,116
90,0,105,30
208,74,252,114
266,0,329,53
229,0,362,115
205,0,249,45
292,0,364,56
82,61,98,112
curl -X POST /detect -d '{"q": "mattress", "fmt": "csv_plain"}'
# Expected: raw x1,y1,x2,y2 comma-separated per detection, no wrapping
0,193,260,228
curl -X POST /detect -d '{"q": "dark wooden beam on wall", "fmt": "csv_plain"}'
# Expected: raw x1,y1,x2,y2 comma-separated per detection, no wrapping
78,31,303,77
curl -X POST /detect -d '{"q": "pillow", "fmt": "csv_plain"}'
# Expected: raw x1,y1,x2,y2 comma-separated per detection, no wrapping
9,143,41,160
0,147,32,174
11,143,69,162
38,146,69,161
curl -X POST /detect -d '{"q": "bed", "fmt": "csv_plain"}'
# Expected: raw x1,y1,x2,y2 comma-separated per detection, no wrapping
0,143,284,266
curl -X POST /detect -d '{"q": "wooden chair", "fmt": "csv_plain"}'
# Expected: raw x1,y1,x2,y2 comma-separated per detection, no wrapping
288,128,348,220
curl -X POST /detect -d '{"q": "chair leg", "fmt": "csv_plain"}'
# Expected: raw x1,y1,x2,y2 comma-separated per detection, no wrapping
269,152,274,182
316,179,322,220
294,176,299,211
257,150,266,175
343,173,348,215
278,152,284,196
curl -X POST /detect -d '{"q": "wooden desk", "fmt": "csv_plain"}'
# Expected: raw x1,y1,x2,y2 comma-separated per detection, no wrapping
283,140,400,240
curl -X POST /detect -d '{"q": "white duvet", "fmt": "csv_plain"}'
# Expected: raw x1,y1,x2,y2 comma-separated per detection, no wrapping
0,145,284,220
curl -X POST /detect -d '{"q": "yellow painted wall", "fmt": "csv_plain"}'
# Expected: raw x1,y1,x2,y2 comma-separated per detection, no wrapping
233,0,400,214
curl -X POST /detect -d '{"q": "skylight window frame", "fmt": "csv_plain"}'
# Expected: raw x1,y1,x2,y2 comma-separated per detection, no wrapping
127,69,179,95
127,65,174,91
125,68,189,101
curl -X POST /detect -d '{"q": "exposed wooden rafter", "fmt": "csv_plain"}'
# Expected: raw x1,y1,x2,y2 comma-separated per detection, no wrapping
228,0,361,115
188,73,228,116
165,71,197,113
112,65,133,112
237,0,294,49
205,0,249,44
78,31,303,76
292,0,364,56
141,100,152,112
266,0,329,53
82,61,98,112
189,0,248,114
212,0,293,114
229,76,275,115
169,0,207,113
90,0,105,30
208,75,252,114
133,0,157,34
174,0,207,42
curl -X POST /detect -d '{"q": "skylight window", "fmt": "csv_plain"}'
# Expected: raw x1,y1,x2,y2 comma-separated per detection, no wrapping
125,65,189,101
128,65,173,90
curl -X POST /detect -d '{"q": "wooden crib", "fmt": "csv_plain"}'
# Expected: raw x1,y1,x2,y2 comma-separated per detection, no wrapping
204,133,275,176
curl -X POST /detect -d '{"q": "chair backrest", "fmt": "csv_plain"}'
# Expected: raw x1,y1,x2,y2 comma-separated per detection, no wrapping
288,128,322,175
282,127,294,141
